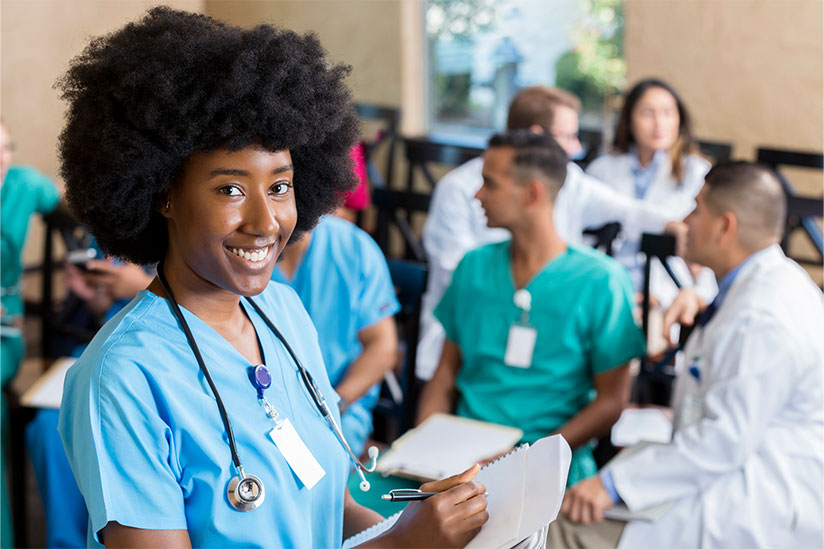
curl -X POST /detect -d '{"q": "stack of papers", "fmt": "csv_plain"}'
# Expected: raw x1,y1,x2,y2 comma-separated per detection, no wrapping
20,357,76,409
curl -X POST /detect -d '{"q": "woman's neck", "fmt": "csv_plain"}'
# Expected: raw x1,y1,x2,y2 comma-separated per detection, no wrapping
635,145,657,167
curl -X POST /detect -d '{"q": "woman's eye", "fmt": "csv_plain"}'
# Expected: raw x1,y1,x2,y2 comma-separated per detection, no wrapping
218,185,242,196
271,182,292,196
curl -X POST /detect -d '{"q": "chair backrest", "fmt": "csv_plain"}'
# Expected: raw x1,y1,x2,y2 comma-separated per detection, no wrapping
697,139,733,164
37,204,96,357
582,222,622,257
355,103,401,188
575,128,603,170
756,147,823,267
373,259,428,440
404,137,483,191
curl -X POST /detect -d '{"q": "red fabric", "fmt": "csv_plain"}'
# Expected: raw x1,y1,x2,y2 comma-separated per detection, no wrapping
343,142,371,211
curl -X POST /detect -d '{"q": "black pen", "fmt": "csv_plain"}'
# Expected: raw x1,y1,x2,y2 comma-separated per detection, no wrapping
381,489,438,502
381,488,489,502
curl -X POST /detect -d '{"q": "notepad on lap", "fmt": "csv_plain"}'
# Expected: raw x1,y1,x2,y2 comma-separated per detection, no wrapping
376,413,523,481
20,357,75,409
344,434,571,549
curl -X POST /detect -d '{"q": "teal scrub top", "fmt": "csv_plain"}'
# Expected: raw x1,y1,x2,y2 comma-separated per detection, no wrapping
1,165,59,319
435,242,645,485
272,216,399,455
58,282,350,547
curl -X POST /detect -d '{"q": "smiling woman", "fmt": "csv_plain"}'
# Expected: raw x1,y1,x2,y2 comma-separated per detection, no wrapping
55,7,488,549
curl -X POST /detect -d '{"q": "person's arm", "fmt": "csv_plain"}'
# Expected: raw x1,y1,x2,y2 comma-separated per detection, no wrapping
555,364,632,449
99,523,190,549
342,487,385,539
358,464,488,548
416,340,462,424
661,288,707,343
335,316,398,405
83,259,154,301
566,317,799,524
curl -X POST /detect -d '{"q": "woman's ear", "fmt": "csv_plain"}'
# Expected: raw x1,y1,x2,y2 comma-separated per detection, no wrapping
156,195,172,218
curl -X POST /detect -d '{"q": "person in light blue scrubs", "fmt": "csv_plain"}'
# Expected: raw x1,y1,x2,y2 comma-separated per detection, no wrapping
273,215,399,457
54,8,489,547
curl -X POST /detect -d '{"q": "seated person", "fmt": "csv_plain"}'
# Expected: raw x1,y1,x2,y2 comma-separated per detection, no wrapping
559,162,824,548
586,78,716,306
417,86,695,382
273,215,399,457
26,256,154,548
417,131,646,486
1,120,60,547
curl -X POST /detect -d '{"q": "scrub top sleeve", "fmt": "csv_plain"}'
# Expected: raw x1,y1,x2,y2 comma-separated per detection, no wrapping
356,236,400,331
74,354,187,540
32,170,60,214
587,267,646,374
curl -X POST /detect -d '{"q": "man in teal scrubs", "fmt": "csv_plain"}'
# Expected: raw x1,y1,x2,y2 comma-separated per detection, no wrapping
1,121,60,547
417,131,645,486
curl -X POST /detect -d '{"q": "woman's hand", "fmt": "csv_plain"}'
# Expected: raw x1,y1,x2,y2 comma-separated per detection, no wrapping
378,464,489,548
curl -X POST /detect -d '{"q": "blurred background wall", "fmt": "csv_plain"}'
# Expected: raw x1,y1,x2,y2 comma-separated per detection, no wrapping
2,0,822,271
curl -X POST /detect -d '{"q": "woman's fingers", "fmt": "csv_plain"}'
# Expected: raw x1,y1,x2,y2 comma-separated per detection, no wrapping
420,463,480,493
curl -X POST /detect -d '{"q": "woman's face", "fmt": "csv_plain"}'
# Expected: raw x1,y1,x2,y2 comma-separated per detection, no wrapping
630,86,681,153
164,146,297,297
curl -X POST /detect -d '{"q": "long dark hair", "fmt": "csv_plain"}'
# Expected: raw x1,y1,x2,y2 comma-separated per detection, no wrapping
613,78,697,182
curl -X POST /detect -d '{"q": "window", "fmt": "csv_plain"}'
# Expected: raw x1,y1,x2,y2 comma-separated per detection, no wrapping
425,0,625,138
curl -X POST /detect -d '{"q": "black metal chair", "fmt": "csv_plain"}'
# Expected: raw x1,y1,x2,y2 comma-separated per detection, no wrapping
372,259,428,443
756,147,823,269
355,103,401,189
634,232,684,406
697,140,733,164
582,222,622,257
575,127,603,170
403,137,483,191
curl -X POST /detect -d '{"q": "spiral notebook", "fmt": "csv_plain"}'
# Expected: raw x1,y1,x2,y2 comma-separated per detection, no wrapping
343,434,571,549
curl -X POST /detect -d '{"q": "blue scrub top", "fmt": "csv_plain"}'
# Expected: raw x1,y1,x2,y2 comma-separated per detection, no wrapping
272,216,399,454
58,282,350,548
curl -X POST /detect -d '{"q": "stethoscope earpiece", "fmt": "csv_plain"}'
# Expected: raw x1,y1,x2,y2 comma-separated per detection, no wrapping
228,472,265,512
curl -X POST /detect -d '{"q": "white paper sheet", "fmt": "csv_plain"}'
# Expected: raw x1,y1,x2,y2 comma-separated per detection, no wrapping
610,408,673,447
20,357,75,409
344,434,571,549
376,414,523,481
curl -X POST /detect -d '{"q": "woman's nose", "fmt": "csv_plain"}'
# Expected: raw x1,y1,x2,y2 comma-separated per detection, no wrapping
243,193,278,235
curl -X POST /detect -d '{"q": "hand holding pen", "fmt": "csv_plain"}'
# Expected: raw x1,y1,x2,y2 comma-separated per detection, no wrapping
374,464,489,548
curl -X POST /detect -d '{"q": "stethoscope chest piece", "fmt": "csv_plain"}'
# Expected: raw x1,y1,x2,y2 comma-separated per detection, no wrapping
228,472,265,512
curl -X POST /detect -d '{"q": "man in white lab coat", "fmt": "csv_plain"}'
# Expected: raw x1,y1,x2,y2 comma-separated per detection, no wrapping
555,161,824,548
417,86,686,381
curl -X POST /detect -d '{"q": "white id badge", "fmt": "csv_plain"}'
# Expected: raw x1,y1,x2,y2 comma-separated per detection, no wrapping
504,322,537,368
267,418,326,490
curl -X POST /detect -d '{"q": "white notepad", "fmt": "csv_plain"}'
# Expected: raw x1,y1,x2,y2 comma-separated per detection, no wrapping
376,413,523,481
20,357,76,409
344,434,571,549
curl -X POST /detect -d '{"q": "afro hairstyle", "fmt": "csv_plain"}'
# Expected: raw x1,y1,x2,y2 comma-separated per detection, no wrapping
57,6,359,265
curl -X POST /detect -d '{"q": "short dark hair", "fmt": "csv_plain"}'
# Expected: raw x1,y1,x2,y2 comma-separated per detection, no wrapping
613,78,697,181
704,161,786,250
488,130,568,199
57,7,359,265
506,86,581,132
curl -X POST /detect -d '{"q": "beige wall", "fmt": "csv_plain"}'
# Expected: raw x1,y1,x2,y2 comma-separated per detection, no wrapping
2,0,203,277
624,0,824,162
205,0,403,108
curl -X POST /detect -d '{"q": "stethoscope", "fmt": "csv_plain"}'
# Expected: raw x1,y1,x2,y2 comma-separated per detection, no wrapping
157,266,378,513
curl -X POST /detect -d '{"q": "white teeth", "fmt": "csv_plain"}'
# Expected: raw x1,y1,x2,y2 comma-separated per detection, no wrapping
230,246,269,263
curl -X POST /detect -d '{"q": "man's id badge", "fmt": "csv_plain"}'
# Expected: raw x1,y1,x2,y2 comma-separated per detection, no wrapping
268,417,326,489
504,322,537,368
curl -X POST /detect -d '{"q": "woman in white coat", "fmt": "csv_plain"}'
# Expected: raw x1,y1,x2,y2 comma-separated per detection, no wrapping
586,79,715,307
